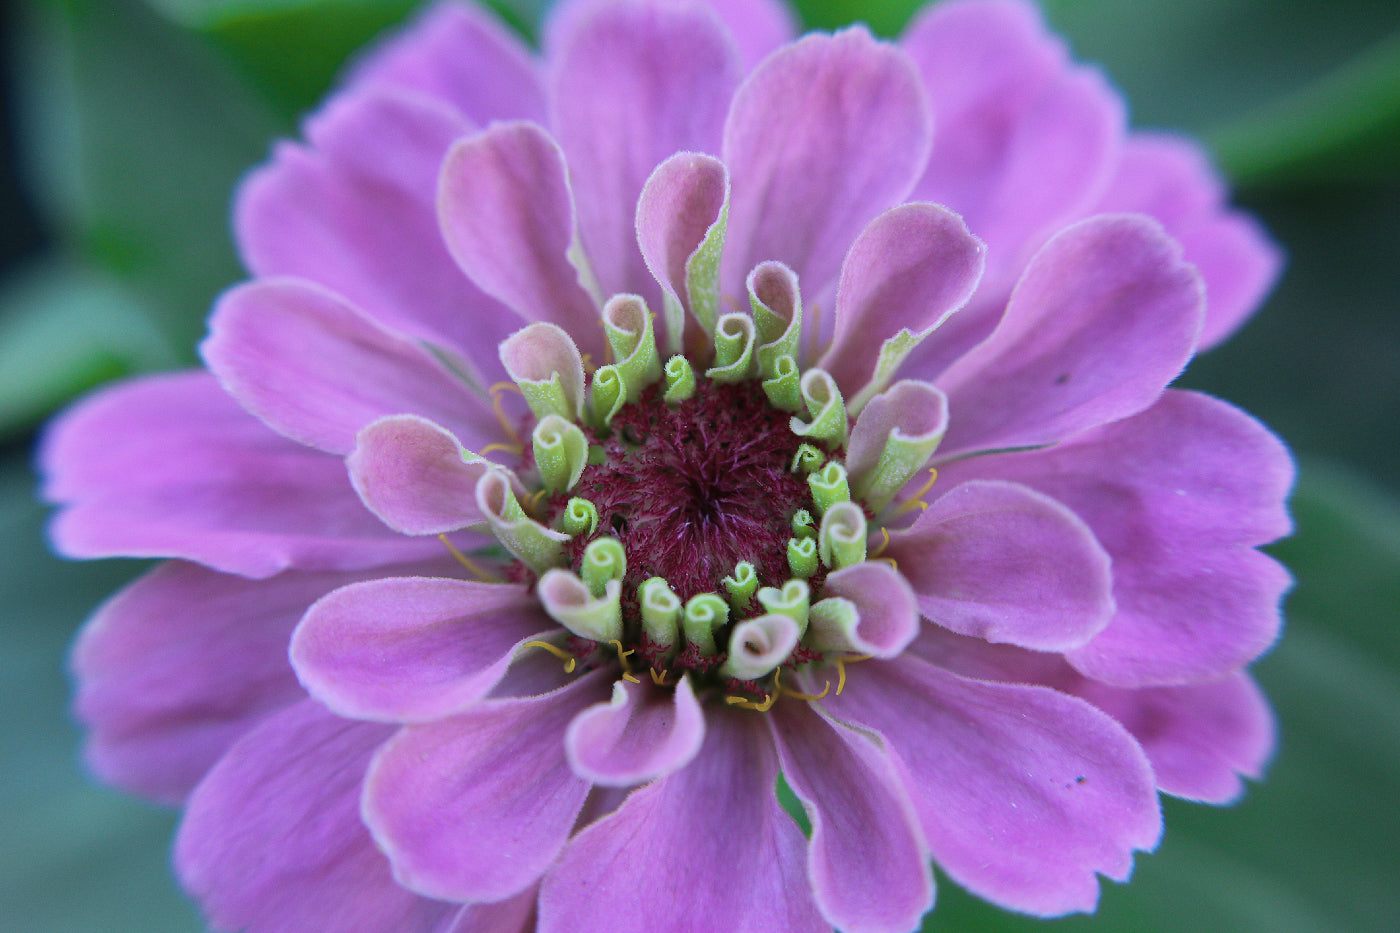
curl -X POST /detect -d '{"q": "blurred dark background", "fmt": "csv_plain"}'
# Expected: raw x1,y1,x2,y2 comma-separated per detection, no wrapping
2,1,1396,931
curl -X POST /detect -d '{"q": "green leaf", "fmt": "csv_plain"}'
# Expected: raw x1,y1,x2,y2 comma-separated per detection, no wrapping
18,0,280,355
0,262,177,439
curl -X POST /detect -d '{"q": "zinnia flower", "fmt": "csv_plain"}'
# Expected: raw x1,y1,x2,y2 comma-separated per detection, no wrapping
44,0,1292,930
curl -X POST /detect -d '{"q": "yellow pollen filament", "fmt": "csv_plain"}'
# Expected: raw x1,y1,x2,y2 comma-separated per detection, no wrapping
488,381,525,447
525,487,550,518
834,654,875,696
437,534,499,582
871,527,892,559
892,468,940,516
580,352,597,376
872,556,900,572
724,668,785,712
523,640,577,673
608,640,640,682
649,667,676,686
480,441,525,459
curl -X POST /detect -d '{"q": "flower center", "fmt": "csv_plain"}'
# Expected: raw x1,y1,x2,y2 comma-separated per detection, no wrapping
554,379,813,603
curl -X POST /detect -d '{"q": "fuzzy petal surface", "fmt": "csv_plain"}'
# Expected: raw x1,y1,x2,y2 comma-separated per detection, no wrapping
722,27,932,301
826,655,1161,916
347,0,545,125
770,701,933,933
887,479,1114,651
820,203,985,396
292,577,554,723
176,700,457,933
234,88,521,374
904,0,1123,274
438,122,603,355
551,0,739,303
349,415,491,535
936,214,1203,458
202,278,496,455
1093,134,1281,349
538,709,828,933
42,371,437,577
362,675,603,902
71,561,375,803
941,389,1292,684
564,675,705,785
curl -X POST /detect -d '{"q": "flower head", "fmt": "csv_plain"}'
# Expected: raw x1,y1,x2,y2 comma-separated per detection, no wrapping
45,1,1291,931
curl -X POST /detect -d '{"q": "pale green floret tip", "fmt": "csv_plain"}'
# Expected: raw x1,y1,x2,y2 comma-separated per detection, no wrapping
538,569,623,644
791,509,817,540
558,497,599,538
518,371,578,424
589,364,627,427
753,304,801,383
722,562,758,611
603,299,662,400
806,596,861,654
756,579,810,637
707,313,756,383
581,537,627,597
808,461,851,516
479,474,569,577
761,355,802,411
851,327,925,415
663,355,696,404
790,369,848,447
684,199,728,343
818,501,868,570
852,431,945,514
787,536,819,578
639,577,681,654
532,415,588,494
682,593,729,656
790,443,826,475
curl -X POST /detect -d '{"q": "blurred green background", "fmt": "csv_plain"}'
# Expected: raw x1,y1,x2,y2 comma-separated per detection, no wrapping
1,0,1396,930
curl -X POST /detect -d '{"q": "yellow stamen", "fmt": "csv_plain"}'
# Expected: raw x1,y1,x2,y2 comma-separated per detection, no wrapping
780,679,831,701
649,667,676,686
834,654,874,696
872,556,899,572
608,639,638,682
525,487,550,517
437,534,499,582
870,527,892,559
523,640,577,673
488,381,525,447
892,468,939,516
481,441,525,459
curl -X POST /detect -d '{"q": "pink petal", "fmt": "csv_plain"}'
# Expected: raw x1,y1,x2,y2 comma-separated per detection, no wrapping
538,710,828,933
636,151,731,350
438,122,603,356
349,415,491,535
941,389,1292,685
1092,134,1282,349
291,576,555,723
887,479,1113,651
234,88,521,375
41,372,437,577
904,0,1124,273
825,656,1161,916
722,28,932,300
445,888,540,933
550,0,740,302
72,561,363,803
1074,672,1275,804
819,203,985,396
347,0,545,125
770,702,933,933
202,278,497,455
175,700,456,933
564,675,705,785
362,675,604,902
936,214,1204,458
818,562,920,658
